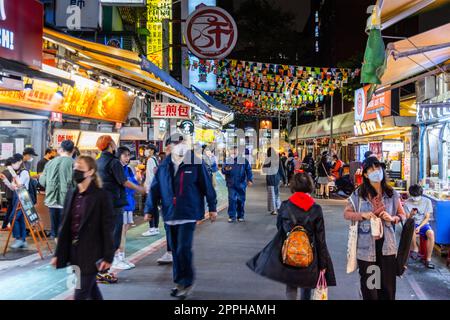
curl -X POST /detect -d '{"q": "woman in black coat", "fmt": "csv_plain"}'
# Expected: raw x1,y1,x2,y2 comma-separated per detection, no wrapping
247,171,336,300
51,156,114,300
262,148,286,215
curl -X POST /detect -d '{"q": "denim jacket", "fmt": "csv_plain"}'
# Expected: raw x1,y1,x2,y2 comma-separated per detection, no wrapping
348,190,401,262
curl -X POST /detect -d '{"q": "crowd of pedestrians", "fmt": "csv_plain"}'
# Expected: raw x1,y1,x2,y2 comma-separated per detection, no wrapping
0,138,439,301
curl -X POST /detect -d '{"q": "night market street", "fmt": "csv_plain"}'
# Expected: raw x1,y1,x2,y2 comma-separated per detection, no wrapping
1,173,448,300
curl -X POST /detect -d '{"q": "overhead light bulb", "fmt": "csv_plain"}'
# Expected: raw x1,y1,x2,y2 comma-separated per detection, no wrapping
128,90,134,96
55,87,64,99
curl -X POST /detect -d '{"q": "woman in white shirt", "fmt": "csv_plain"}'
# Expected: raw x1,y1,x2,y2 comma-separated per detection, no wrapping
8,154,30,249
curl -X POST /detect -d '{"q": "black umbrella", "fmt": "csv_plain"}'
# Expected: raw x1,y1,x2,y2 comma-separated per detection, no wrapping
396,218,415,276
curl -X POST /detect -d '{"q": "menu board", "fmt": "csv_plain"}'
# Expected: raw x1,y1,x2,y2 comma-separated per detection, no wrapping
16,187,40,225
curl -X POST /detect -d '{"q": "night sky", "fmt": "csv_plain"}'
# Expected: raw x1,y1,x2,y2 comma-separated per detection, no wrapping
233,0,311,32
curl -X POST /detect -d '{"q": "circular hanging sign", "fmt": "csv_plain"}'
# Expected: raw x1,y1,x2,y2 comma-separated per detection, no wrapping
185,6,238,60
354,87,366,122
179,120,195,136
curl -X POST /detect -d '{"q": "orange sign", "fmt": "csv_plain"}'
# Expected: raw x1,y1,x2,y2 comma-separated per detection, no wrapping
0,77,135,123
354,86,391,122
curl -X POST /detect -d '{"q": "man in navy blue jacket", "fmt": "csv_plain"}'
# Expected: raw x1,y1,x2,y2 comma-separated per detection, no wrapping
144,137,217,298
222,147,254,223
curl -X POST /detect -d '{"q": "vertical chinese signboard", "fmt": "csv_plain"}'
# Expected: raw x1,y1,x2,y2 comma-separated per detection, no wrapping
151,103,191,119
0,0,43,68
147,0,172,68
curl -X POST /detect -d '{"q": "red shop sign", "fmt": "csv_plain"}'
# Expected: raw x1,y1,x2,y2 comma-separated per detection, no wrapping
185,5,238,60
0,0,43,68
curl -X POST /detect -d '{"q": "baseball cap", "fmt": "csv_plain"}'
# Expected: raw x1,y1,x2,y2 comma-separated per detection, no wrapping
23,147,38,156
363,156,386,173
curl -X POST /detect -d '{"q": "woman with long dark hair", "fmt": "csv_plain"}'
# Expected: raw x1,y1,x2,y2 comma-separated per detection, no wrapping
262,147,286,215
317,152,331,199
51,156,114,300
344,156,406,300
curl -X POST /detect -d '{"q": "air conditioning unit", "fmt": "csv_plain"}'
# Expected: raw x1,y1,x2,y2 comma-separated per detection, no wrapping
437,73,450,98
416,76,436,103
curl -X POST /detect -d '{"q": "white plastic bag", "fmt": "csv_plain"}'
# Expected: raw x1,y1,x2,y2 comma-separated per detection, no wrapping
346,197,359,273
312,270,328,300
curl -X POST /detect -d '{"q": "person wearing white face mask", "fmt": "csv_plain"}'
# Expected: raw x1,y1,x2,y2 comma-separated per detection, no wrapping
7,154,30,249
403,184,435,269
144,135,217,298
344,156,406,300
22,147,38,172
142,144,160,237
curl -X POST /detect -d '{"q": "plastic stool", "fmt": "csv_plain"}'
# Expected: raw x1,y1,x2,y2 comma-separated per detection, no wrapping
419,235,427,261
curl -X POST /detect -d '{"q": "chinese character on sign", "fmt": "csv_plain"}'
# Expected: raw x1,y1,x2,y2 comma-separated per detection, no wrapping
153,104,165,117
166,104,177,117
178,105,189,118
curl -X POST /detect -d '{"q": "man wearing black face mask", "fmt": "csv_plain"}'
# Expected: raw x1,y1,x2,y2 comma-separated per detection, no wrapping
39,140,75,242
96,135,146,282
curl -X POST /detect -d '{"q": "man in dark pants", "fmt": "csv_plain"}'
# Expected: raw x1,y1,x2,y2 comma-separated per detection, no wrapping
96,135,145,280
222,147,253,223
144,136,217,298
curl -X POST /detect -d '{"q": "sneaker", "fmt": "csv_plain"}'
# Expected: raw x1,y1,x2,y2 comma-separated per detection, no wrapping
170,284,184,297
20,241,28,249
112,257,133,270
170,284,194,299
270,211,278,216
142,228,159,237
238,218,245,222
10,240,24,249
124,260,136,269
157,252,173,264
228,218,236,223
96,272,118,284
425,261,435,269
410,251,419,260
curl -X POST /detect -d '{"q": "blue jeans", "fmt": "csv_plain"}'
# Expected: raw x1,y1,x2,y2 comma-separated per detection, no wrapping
227,187,246,220
166,222,196,288
9,195,26,241
49,207,63,238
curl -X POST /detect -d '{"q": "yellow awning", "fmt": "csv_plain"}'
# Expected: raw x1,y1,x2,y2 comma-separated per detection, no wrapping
43,28,184,99
380,23,450,87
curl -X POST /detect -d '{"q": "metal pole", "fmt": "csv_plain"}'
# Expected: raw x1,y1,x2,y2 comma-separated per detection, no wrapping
329,95,334,154
341,90,344,114
295,108,298,152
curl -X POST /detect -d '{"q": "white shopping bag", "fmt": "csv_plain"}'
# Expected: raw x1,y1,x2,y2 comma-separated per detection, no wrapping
312,270,328,300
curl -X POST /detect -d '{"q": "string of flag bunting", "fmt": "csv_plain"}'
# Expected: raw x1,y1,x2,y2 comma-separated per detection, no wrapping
210,59,360,117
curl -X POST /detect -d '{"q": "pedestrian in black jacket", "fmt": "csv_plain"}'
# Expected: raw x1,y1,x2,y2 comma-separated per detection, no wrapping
247,171,336,300
51,156,115,300
262,148,286,215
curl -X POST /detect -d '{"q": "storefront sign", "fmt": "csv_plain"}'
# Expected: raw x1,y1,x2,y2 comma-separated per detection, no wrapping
0,0,43,68
187,0,218,91
179,120,195,136
185,6,238,60
354,86,391,122
354,119,379,136
151,102,191,119
55,0,101,30
382,141,404,153
0,77,135,123
51,112,63,122
77,131,120,150
53,129,81,148
146,0,172,68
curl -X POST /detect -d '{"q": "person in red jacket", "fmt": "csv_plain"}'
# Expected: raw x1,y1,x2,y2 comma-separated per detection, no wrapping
331,155,344,179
